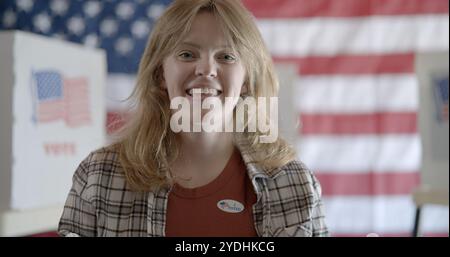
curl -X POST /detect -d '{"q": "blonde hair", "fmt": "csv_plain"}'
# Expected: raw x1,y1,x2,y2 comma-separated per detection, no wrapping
115,0,296,192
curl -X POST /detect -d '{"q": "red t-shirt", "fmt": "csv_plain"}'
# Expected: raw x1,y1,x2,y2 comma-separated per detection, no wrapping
165,149,258,237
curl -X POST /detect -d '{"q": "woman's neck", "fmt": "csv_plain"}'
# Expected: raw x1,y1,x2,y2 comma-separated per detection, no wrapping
171,132,235,188
180,132,233,157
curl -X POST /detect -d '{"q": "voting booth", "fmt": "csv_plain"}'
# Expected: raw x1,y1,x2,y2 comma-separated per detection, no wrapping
0,31,107,236
413,52,449,236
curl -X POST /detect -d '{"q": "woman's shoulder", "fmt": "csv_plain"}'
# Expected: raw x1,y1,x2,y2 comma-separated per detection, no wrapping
72,145,123,185
269,159,323,196
78,145,121,172
85,145,120,164
280,159,315,177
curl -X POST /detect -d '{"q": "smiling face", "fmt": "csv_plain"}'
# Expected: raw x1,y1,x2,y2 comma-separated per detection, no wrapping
162,11,247,118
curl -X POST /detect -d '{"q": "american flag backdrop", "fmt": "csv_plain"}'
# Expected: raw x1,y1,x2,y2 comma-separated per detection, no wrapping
0,0,448,236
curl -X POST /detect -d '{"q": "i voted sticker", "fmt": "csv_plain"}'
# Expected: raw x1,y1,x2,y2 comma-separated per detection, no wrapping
217,199,244,213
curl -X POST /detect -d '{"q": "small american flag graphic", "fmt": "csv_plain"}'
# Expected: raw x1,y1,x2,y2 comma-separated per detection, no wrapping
31,70,91,127
433,76,449,123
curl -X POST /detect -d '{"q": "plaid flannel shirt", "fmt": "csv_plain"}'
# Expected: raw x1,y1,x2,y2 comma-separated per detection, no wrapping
58,139,329,237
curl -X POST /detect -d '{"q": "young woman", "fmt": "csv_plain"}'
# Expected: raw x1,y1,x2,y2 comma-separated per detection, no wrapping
58,0,328,237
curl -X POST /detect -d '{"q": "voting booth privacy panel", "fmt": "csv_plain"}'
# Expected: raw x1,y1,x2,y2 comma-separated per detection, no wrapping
0,31,106,236
416,52,449,191
413,52,449,229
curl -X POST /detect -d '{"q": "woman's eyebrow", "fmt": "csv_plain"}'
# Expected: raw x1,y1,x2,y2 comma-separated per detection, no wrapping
180,41,233,50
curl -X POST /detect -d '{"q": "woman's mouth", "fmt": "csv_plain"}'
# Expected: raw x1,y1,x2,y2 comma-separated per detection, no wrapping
186,88,222,97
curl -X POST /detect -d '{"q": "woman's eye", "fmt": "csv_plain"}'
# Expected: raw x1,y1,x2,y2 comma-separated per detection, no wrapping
220,54,236,62
178,52,194,59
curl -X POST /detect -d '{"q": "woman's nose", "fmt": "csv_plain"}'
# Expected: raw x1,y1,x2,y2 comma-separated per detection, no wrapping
195,57,217,78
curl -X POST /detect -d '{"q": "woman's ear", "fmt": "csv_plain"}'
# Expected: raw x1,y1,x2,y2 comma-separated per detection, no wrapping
240,83,248,95
160,78,167,89
156,66,167,90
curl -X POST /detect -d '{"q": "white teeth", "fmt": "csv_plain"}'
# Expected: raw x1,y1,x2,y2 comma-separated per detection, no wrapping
188,88,220,96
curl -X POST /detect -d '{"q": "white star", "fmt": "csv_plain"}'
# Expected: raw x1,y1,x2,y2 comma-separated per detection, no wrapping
116,2,135,20
2,10,17,28
33,13,52,33
16,0,34,12
147,4,165,20
67,16,85,36
100,18,118,37
50,0,69,16
83,1,102,18
115,37,134,56
83,34,99,48
131,20,150,39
